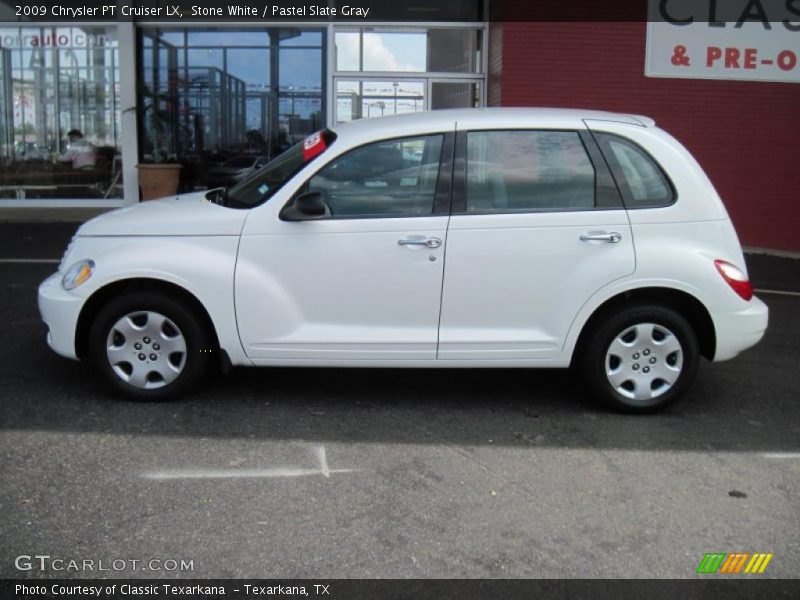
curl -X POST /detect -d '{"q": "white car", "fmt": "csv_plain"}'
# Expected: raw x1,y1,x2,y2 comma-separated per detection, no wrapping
38,108,768,412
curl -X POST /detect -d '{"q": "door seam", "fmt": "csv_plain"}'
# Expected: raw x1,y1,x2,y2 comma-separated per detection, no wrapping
435,122,458,359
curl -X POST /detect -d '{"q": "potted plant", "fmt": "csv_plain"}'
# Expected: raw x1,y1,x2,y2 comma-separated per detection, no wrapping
129,84,182,201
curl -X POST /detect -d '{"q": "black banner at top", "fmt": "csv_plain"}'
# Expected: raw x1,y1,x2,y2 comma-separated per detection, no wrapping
6,0,479,22
3,1,799,24
0,0,655,23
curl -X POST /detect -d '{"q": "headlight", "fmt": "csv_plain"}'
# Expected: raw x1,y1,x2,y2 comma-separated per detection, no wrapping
62,259,95,290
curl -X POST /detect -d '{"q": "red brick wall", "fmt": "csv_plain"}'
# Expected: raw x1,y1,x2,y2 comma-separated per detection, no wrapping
490,21,800,252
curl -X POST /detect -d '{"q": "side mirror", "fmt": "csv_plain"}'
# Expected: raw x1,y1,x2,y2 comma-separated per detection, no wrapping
280,191,327,221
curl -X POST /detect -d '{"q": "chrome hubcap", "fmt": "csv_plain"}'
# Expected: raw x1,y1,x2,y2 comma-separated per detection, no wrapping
106,311,186,389
605,322,683,401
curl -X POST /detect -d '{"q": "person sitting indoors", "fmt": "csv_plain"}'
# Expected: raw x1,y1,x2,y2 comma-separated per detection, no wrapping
59,129,96,169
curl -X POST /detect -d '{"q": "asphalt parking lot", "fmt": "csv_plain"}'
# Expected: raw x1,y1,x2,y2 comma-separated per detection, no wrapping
1,222,798,579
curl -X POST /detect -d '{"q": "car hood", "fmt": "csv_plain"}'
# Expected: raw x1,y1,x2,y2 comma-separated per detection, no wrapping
76,191,248,237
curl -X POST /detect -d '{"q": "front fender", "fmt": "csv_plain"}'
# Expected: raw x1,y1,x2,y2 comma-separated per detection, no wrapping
69,236,249,366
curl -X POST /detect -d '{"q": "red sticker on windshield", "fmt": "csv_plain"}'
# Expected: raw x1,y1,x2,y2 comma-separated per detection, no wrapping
302,131,327,161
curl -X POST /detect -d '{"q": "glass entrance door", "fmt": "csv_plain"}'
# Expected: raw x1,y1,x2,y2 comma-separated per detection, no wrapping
335,78,427,123
335,77,483,123
428,79,482,110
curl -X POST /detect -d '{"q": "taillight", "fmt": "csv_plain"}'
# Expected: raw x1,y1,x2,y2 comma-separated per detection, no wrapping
714,259,754,301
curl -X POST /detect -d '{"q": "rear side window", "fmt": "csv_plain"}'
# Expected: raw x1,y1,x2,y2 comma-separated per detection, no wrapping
466,130,596,213
595,133,675,208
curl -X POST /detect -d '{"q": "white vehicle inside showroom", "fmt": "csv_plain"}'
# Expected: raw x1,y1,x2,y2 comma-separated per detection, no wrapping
38,108,768,412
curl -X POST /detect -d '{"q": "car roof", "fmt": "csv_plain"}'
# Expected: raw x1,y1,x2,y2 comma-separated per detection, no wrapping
329,107,656,147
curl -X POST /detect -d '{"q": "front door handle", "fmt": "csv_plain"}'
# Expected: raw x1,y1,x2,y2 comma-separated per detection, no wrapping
580,232,622,244
398,237,442,249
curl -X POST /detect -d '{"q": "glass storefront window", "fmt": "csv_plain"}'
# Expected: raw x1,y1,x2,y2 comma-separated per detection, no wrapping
186,48,223,69
335,32,360,72
280,31,322,47
227,49,270,88
428,29,483,73
334,26,484,124
336,80,426,122
0,26,121,200
362,32,426,72
335,29,483,74
140,27,324,193
430,81,482,110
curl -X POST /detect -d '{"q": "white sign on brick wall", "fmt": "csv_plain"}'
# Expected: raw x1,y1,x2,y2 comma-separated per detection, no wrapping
646,0,800,83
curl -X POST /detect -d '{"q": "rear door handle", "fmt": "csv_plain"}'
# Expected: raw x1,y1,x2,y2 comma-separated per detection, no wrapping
398,237,442,249
580,232,622,244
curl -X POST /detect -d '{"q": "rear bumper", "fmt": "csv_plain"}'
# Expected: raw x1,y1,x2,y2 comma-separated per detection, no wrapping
38,272,84,360
712,296,769,361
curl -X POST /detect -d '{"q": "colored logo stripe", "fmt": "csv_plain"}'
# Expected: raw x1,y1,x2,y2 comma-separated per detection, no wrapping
697,553,726,573
719,553,749,573
744,553,773,574
697,552,773,574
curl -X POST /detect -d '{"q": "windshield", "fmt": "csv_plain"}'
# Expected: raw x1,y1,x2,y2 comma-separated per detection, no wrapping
225,130,337,208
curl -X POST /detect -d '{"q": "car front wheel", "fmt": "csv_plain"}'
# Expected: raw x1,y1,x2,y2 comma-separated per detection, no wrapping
89,292,212,401
580,304,700,413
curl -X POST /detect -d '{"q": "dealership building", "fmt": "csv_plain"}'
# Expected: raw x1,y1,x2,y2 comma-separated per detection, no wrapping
0,1,797,251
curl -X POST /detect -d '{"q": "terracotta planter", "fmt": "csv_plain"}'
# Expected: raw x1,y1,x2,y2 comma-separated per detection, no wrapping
136,163,183,201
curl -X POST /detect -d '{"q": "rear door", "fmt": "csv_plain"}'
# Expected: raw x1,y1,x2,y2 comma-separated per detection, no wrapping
437,127,635,361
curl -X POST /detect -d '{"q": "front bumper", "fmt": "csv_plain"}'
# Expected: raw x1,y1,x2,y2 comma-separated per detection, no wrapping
38,272,85,360
712,295,769,361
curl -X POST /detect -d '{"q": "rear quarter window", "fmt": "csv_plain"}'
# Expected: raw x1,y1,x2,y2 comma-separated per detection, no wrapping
595,133,675,209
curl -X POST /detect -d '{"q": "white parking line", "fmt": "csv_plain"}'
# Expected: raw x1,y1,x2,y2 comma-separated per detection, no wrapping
314,445,331,478
756,289,800,298
141,445,355,481
760,452,800,459
142,467,355,480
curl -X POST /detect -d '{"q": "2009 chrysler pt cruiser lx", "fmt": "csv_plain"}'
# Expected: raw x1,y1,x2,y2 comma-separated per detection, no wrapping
38,108,768,412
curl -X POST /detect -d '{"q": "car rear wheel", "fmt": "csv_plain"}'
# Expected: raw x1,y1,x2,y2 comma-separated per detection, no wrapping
89,292,212,401
580,304,699,413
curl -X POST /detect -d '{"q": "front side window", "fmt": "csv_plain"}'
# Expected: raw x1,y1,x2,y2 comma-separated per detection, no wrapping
466,131,596,213
306,135,444,218
595,133,674,208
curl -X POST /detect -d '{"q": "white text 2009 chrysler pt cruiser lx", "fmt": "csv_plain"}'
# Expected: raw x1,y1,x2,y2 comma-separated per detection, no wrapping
39,108,768,412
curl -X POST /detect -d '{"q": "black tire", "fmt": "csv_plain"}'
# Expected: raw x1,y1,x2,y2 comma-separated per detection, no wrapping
89,291,212,401
579,304,700,413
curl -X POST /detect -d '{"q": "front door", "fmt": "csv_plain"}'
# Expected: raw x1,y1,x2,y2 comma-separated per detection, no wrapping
438,128,636,361
236,132,453,361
